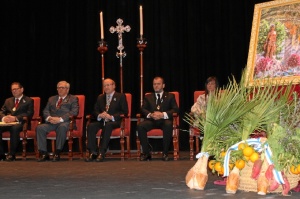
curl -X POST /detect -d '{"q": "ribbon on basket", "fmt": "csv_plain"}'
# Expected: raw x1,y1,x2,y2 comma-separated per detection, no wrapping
222,138,284,184
196,152,210,159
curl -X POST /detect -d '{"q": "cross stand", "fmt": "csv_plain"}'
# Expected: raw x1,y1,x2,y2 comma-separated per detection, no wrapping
137,36,147,107
109,18,131,93
97,39,108,93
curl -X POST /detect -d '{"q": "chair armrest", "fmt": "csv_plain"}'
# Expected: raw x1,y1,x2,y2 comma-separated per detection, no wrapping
69,115,82,131
22,116,30,131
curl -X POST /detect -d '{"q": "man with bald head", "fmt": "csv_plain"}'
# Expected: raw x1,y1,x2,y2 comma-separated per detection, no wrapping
85,78,128,162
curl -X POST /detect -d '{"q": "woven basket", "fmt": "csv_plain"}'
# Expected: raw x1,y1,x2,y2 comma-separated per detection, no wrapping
238,161,300,193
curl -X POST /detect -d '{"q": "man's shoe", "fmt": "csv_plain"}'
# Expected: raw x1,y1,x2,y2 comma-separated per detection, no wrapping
52,154,60,162
140,153,152,161
85,153,97,162
0,154,6,161
37,154,50,162
6,154,16,161
162,154,169,161
96,153,105,162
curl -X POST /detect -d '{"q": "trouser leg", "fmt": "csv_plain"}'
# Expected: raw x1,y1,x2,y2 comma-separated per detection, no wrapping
87,122,102,154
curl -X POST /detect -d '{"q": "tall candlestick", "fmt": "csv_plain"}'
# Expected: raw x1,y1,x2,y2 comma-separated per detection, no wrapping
139,6,143,36
100,11,104,39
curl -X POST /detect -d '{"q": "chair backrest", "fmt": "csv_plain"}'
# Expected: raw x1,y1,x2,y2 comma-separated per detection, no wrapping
170,91,180,125
124,93,132,132
30,97,41,130
75,95,85,134
194,91,205,103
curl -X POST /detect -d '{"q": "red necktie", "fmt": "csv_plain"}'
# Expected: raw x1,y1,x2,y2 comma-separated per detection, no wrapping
56,98,63,108
15,99,19,108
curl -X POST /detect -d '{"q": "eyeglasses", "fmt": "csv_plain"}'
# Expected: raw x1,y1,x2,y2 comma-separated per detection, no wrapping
11,88,21,91
57,87,68,90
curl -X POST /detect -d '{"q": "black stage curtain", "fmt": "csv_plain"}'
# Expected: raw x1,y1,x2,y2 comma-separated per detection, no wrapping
1,0,270,150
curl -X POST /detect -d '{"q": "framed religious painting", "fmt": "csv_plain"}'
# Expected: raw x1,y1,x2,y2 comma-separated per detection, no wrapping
245,0,300,86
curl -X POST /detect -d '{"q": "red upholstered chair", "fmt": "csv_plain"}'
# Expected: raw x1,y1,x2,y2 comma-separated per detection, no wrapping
189,91,205,160
2,97,40,160
136,91,180,160
85,93,132,160
46,95,85,160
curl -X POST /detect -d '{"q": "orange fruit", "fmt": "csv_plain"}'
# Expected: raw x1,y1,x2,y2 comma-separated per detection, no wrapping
208,160,216,170
249,152,260,163
243,146,254,157
235,159,246,170
290,165,299,174
220,151,226,158
214,161,222,172
218,167,224,175
238,143,246,150
297,164,300,173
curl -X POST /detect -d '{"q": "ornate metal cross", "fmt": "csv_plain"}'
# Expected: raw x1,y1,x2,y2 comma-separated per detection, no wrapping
109,18,131,93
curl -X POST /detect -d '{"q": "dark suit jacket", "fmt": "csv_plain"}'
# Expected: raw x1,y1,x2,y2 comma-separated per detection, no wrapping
141,92,179,120
43,94,79,122
93,92,128,122
0,95,34,123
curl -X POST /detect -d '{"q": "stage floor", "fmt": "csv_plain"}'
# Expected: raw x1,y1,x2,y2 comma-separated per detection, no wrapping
0,152,299,199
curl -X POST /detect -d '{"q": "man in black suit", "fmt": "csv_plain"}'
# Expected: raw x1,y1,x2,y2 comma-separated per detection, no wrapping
85,78,128,162
137,76,179,161
36,80,79,162
0,82,34,161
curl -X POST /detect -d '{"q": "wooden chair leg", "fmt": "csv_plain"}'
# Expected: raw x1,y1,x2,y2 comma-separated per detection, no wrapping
173,135,178,160
85,136,89,158
126,136,130,158
120,136,125,161
189,135,194,160
68,137,73,161
22,138,27,160
196,138,200,154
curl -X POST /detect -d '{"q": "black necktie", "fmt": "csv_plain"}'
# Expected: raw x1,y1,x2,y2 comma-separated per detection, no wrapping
157,94,161,105
156,94,161,110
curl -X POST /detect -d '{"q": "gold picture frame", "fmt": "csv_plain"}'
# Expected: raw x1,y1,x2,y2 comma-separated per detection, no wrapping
245,0,300,86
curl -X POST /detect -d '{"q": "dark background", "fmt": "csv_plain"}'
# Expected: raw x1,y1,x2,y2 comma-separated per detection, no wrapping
1,0,271,151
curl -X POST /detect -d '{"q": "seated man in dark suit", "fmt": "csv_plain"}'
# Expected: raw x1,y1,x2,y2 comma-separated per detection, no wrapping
0,82,34,161
36,80,79,162
137,76,179,161
85,78,128,162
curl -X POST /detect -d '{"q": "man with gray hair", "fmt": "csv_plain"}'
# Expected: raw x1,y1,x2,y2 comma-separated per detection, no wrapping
36,81,79,162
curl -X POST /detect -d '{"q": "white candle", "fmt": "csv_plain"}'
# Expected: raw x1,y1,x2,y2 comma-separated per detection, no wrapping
139,6,143,36
100,12,104,39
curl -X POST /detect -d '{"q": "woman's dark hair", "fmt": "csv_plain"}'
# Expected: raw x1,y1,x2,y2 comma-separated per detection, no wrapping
204,76,219,95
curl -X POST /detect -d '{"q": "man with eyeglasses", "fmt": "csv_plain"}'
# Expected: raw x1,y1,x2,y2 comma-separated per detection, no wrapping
36,80,79,162
0,82,34,161
85,78,128,162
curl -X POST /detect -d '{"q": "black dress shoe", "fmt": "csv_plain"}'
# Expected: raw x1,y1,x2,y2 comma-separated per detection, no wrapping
6,154,16,161
37,154,50,162
96,153,105,162
0,154,6,161
162,154,169,161
140,153,152,161
85,153,97,162
52,154,60,162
